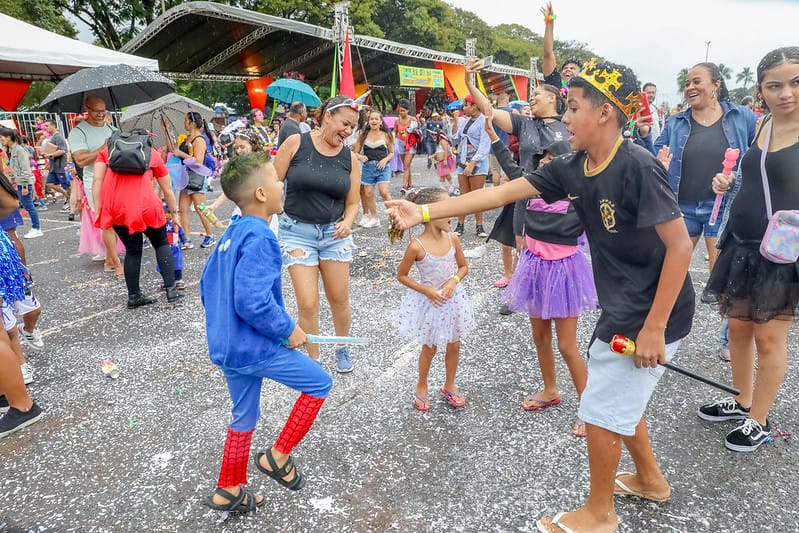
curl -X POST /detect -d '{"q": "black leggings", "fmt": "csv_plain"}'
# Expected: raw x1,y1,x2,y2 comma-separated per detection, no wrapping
113,224,174,296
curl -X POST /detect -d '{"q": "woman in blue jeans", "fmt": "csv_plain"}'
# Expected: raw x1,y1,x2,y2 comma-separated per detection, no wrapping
655,62,756,361
0,128,41,239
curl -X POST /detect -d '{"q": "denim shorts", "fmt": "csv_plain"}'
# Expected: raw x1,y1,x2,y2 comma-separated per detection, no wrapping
578,338,680,436
396,142,416,156
458,157,490,176
47,171,71,188
361,160,391,186
679,199,723,238
279,213,354,267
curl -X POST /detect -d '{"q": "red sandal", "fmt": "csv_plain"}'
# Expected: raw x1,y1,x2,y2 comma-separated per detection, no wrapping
439,387,466,408
522,394,561,411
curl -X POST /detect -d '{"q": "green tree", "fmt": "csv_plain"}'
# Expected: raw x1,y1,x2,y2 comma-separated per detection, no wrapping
717,63,733,81
492,24,542,69
736,67,754,89
676,67,689,93
0,0,76,37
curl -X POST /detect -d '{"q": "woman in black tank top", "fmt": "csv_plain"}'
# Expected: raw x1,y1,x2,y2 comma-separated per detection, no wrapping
351,110,395,227
273,95,362,372
700,47,799,453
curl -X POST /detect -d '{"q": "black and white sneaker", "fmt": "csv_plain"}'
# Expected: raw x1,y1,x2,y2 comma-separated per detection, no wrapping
453,223,464,236
725,418,772,452
697,397,750,422
0,402,43,438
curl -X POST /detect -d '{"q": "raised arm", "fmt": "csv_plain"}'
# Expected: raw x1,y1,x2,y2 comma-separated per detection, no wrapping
465,59,513,133
541,2,557,77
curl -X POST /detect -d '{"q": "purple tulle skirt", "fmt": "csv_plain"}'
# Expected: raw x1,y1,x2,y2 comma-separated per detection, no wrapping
503,248,597,319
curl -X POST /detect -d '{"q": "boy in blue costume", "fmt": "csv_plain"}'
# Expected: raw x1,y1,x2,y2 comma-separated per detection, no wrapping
201,153,333,514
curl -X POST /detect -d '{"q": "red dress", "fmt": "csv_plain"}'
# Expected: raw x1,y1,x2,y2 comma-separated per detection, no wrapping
94,147,169,233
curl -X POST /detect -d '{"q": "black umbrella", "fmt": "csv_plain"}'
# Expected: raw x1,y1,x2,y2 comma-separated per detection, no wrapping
38,63,175,112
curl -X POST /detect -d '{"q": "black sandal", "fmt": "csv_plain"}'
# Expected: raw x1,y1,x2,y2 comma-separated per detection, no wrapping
203,487,264,514
255,450,306,491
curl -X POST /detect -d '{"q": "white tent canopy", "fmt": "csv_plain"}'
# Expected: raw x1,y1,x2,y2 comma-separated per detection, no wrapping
0,14,159,81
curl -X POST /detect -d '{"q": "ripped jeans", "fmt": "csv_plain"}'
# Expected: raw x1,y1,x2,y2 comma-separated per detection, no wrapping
278,213,354,267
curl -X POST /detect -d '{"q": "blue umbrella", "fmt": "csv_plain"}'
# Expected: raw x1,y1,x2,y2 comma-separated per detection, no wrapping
445,99,463,112
266,78,321,107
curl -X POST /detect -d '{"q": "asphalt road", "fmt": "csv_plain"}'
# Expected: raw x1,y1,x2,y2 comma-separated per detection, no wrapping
1,157,797,533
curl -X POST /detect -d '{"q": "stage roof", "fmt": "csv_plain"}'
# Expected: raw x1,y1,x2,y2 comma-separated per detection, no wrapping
121,1,529,95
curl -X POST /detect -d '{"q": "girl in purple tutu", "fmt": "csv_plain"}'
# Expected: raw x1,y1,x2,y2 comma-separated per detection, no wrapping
395,188,475,411
491,129,597,436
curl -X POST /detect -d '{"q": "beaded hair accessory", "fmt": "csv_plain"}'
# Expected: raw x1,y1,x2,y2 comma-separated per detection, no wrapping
578,59,641,119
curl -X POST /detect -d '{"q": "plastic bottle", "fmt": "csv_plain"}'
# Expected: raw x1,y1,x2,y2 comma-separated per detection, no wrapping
196,203,223,228
100,359,120,379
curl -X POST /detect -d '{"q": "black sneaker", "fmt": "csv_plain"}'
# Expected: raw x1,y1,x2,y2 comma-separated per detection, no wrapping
0,402,43,438
165,286,185,305
127,293,157,309
697,397,750,422
0,395,8,414
725,418,772,452
476,225,487,238
454,223,464,236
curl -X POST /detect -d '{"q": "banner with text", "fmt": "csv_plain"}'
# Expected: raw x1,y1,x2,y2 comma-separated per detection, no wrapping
398,65,445,88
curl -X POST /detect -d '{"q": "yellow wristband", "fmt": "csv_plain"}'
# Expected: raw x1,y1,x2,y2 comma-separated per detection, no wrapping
421,204,431,223
452,275,461,283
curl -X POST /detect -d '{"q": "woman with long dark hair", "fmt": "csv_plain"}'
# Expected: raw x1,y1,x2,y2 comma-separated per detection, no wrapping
351,110,394,227
0,127,41,239
172,112,216,249
698,47,799,452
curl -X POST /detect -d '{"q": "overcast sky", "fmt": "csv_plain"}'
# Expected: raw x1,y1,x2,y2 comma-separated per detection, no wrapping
447,0,798,106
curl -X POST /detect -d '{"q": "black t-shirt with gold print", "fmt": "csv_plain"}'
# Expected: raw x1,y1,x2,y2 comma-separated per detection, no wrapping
527,138,695,344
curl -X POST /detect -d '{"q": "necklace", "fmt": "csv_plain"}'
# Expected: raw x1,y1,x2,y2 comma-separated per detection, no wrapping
694,105,722,126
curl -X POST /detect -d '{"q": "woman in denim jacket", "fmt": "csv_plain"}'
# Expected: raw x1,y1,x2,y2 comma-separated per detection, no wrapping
655,62,757,269
655,62,757,362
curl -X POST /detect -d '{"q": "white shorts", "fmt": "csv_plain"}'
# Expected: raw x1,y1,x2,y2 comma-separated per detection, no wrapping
1,291,41,330
578,338,680,436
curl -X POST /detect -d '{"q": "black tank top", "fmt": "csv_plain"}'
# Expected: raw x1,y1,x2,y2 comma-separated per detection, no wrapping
362,138,389,161
728,142,799,240
284,133,352,224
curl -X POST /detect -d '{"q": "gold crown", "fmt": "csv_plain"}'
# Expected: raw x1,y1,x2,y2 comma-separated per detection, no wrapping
579,59,640,119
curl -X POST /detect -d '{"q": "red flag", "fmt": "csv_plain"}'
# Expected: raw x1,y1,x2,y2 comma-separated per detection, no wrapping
339,31,356,98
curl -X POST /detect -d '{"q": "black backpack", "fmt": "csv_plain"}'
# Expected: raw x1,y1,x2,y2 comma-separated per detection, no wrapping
107,129,152,174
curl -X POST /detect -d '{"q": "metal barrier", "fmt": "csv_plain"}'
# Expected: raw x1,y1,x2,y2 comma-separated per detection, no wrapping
0,111,123,145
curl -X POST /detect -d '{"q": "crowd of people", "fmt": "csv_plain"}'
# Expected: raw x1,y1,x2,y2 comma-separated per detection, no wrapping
0,5,797,531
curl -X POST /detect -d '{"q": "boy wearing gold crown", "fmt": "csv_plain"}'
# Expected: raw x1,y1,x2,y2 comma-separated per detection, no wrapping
386,59,695,533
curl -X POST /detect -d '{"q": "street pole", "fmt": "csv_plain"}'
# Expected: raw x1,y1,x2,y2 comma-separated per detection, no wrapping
705,41,711,62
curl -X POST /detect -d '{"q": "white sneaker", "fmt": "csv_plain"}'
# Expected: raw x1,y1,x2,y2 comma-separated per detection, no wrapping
23,229,43,239
19,327,44,350
91,254,106,262
20,363,34,385
362,217,380,228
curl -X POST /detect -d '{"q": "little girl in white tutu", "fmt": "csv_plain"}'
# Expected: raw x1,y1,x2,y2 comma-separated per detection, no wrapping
394,188,475,411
